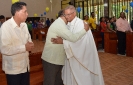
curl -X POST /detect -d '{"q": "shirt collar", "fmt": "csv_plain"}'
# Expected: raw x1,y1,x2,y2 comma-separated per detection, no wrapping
68,16,77,25
11,17,25,29
58,17,66,25
119,17,126,20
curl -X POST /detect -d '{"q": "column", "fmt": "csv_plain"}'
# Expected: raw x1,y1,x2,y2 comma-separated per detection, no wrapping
104,0,109,16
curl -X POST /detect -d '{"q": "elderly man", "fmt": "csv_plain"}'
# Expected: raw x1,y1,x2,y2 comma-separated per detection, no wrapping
41,9,89,85
0,2,34,85
52,5,105,85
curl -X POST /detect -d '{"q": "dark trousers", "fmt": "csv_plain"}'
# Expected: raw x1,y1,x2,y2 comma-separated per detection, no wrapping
100,32,104,49
42,60,63,85
6,71,29,85
117,31,126,54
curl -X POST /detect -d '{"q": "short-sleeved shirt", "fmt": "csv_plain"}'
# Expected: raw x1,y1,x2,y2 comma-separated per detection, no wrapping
116,18,132,32
89,17,96,29
100,22,107,32
27,23,32,31
84,20,89,24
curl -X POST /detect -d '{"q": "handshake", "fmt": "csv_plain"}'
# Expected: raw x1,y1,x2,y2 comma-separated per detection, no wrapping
25,41,34,51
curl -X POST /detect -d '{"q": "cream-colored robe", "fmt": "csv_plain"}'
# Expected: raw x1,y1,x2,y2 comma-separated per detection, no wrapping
62,17,105,85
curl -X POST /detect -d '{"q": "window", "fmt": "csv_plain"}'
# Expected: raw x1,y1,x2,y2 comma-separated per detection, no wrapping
110,0,133,22
75,0,104,24
61,0,104,23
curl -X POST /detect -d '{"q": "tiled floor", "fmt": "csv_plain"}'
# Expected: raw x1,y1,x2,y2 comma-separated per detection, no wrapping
99,52,133,85
32,40,133,85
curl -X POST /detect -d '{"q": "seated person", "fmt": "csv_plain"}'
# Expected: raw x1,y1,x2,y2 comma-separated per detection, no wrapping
0,15,5,27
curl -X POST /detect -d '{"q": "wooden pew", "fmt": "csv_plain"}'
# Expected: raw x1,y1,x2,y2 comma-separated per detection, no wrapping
38,28,48,41
104,32,118,54
0,52,43,85
32,29,40,40
29,52,43,85
92,31,102,49
0,53,7,85
126,32,133,57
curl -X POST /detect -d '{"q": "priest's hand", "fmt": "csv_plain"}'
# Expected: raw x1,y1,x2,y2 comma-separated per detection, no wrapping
51,36,63,44
83,21,89,32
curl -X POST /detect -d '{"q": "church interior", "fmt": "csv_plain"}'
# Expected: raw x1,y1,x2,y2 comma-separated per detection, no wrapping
1,0,133,85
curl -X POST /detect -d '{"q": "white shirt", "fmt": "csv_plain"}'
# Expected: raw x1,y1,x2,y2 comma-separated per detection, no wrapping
116,18,132,32
0,17,32,74
62,17,105,85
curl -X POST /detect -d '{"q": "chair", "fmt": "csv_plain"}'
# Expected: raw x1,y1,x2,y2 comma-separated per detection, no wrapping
104,32,118,54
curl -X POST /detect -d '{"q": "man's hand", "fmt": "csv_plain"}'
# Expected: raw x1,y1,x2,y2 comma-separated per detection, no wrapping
51,36,63,44
25,42,34,51
83,21,89,32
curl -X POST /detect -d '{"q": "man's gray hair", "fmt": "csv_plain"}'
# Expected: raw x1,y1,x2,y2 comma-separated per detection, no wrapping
64,5,76,12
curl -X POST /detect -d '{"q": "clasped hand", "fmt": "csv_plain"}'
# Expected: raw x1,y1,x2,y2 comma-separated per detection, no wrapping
25,41,34,51
51,36,63,44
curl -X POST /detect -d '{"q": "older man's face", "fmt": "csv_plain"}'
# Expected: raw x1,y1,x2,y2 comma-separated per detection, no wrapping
64,9,76,22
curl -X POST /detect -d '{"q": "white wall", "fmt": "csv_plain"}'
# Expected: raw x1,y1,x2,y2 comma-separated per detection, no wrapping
0,0,61,19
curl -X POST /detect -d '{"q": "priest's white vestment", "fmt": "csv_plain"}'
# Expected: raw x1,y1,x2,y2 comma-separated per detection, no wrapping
62,17,105,85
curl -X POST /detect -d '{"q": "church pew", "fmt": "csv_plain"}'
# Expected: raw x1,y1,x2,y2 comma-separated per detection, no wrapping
38,28,48,41
92,31,102,49
32,29,40,40
104,32,118,54
126,32,133,57
0,52,43,85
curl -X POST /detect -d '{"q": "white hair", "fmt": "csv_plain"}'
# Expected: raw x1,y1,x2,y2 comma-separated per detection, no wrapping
64,5,76,12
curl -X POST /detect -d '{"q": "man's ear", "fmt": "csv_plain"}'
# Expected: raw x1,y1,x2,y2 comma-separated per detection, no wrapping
15,11,19,16
74,11,76,16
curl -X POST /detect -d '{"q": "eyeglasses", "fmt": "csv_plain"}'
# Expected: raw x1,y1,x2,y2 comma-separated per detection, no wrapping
63,12,74,17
